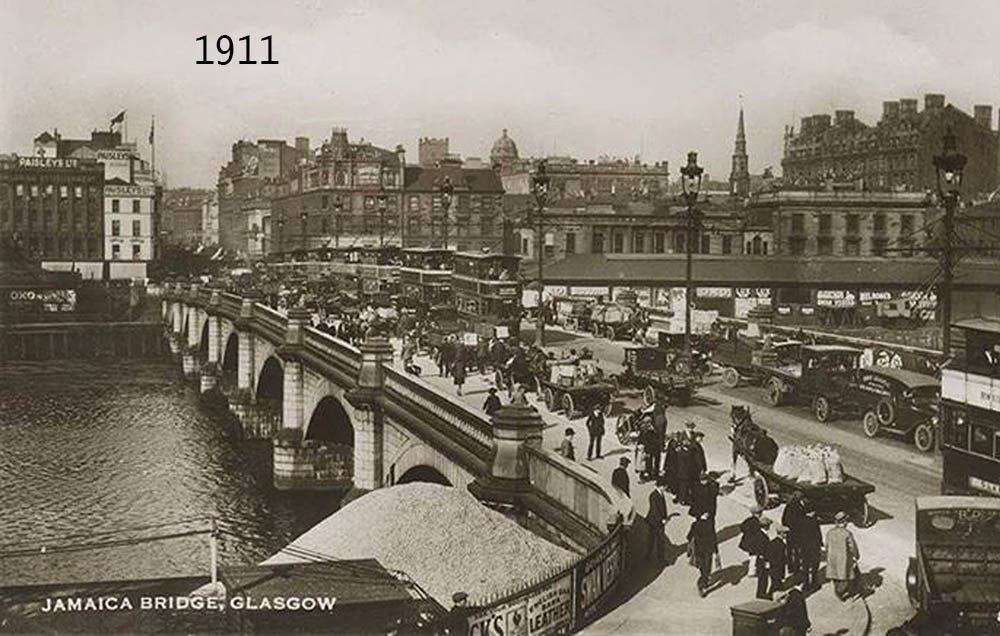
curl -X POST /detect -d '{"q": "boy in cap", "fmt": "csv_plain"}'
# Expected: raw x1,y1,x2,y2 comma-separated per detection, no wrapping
767,525,789,597
558,427,576,461
826,511,860,600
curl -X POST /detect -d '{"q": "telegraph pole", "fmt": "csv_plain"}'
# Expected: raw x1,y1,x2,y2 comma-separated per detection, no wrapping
933,129,966,355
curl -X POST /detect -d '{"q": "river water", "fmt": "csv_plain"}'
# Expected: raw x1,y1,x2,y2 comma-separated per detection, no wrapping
0,359,341,586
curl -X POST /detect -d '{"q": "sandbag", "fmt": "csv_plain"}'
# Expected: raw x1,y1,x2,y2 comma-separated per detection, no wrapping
786,448,806,481
773,447,790,477
801,448,828,485
824,447,844,483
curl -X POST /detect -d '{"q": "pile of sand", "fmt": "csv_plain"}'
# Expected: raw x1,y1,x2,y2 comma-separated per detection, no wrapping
264,483,578,607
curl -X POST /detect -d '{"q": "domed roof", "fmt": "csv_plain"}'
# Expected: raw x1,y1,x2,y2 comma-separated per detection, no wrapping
490,128,519,166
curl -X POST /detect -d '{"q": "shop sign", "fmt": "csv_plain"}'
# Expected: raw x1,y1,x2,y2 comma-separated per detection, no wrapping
96,150,133,161
105,184,155,197
544,285,567,297
801,306,815,315
497,285,519,297
576,531,624,621
860,348,904,370
859,290,892,305
463,332,478,346
495,326,510,339
468,599,528,636
697,286,732,299
7,289,76,312
17,156,78,169
735,287,771,299
816,290,856,308
734,296,771,319
527,574,573,636
777,306,792,315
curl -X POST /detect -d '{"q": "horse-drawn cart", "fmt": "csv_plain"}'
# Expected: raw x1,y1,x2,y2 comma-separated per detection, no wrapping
731,406,876,527
538,358,615,419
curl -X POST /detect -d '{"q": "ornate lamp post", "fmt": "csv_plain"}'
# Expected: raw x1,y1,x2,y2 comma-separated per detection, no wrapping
679,151,704,370
439,176,454,250
933,128,966,354
275,218,285,257
531,159,551,347
299,209,309,252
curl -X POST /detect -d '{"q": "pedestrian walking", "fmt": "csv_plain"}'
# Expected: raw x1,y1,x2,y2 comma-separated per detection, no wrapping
689,470,720,521
825,512,860,600
662,432,682,496
586,405,605,460
778,586,811,636
767,525,789,597
612,457,631,497
452,343,467,395
799,508,823,593
754,516,773,599
647,479,669,563
781,492,807,577
675,427,697,505
557,427,575,461
440,336,455,377
687,512,720,597
483,387,502,417
650,399,668,479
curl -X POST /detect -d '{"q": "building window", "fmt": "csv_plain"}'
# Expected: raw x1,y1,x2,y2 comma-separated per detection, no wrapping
791,213,804,234
818,214,831,235
45,184,53,197
111,244,121,259
112,220,121,236
633,232,645,254
654,232,665,254
409,195,420,212
364,196,374,211
112,199,120,214
132,220,141,237
817,236,833,255
521,237,529,254
565,232,576,254
789,237,806,255
60,185,68,198
675,232,686,253
74,186,82,198
30,185,38,197
722,236,732,254
872,238,888,256
132,244,141,259
480,217,493,237
700,235,711,254
900,214,914,235
846,214,859,235
873,213,886,233
15,184,24,197
612,232,624,254
132,199,140,214
407,217,420,236
592,231,604,253
844,238,861,256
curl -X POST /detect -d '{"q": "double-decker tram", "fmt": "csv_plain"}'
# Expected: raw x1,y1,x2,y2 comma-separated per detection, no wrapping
398,248,454,311
452,252,521,340
939,318,1000,496
353,246,402,304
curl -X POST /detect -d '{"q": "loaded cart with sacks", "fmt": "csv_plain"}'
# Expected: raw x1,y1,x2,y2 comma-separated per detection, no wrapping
730,405,876,527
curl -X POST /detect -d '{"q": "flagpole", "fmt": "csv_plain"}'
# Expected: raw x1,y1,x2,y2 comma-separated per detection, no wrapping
151,115,156,182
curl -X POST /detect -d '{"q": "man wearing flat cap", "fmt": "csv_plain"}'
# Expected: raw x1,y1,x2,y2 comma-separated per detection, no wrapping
766,525,789,598
826,511,860,600
612,457,631,497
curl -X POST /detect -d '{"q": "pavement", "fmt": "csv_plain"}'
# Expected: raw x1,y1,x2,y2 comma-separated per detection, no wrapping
389,333,884,635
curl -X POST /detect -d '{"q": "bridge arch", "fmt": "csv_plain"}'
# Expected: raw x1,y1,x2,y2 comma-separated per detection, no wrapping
305,396,354,446
256,356,284,405
198,318,210,360
389,442,472,489
221,332,239,389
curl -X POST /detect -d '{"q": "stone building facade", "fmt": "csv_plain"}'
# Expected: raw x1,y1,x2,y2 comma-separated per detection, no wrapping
782,94,999,195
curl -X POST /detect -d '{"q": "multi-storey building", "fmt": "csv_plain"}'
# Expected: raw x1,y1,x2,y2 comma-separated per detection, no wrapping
782,94,999,195
161,188,213,246
216,137,306,257
418,137,449,167
746,189,934,258
31,127,160,279
0,154,106,279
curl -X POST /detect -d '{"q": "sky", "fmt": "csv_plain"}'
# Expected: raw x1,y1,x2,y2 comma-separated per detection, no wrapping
2,0,999,189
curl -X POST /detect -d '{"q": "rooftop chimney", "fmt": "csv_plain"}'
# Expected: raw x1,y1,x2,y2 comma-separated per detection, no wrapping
295,136,310,156
834,110,855,126
973,105,993,131
924,94,945,112
883,101,900,121
899,98,918,116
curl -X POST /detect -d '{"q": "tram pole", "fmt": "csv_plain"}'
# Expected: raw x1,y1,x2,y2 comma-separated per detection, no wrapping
933,129,966,356
531,160,550,347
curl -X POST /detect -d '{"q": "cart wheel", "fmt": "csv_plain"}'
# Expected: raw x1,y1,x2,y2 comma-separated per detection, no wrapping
674,357,692,376
765,378,783,406
876,398,896,426
753,476,769,509
913,423,935,453
606,325,616,340
862,411,880,438
854,501,871,528
722,367,740,388
813,395,833,423
905,559,920,609
643,386,656,406
615,414,630,445
544,388,555,411
561,393,575,417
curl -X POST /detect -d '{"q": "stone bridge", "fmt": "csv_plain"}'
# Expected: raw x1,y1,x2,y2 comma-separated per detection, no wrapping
159,283,631,551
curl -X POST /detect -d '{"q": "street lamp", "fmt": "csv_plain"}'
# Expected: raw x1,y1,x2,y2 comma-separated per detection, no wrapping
333,196,343,248
439,176,454,250
679,151,704,371
933,128,966,355
531,159,551,347
377,192,388,248
275,218,286,257
300,209,309,252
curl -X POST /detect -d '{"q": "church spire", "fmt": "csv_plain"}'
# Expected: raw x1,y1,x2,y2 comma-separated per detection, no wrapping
730,106,750,197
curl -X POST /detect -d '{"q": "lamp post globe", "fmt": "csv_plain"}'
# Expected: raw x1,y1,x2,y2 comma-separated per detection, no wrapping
679,151,703,368
932,128,966,355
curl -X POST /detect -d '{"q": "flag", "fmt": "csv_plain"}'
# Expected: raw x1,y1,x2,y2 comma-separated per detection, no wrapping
111,110,126,125
149,117,154,145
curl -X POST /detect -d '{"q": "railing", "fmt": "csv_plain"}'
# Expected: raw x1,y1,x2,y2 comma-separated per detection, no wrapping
382,366,493,449
305,328,362,368
254,303,288,342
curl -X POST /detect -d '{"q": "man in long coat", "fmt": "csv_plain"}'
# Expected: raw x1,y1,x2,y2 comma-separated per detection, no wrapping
799,508,824,593
781,491,807,577
647,480,668,563
825,512,860,600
